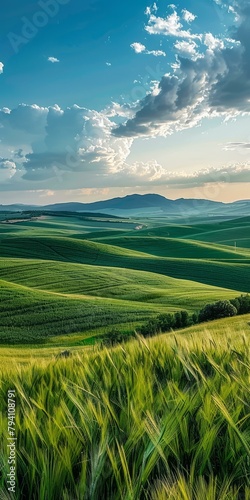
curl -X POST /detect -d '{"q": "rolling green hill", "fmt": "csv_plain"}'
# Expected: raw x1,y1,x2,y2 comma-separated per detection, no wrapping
0,257,239,343
0,278,169,343
89,235,250,259
0,213,249,345
0,258,238,306
0,234,249,292
1,212,250,499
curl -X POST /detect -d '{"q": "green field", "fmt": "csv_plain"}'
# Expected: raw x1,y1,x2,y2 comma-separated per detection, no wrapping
1,321,250,499
0,212,250,499
0,213,249,345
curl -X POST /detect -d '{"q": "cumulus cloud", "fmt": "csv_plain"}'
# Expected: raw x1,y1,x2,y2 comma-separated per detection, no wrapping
174,40,200,59
204,33,224,50
120,162,250,188
114,0,250,138
130,42,166,57
182,9,197,24
145,11,202,40
0,104,48,149
1,0,250,194
0,159,16,182
0,62,4,74
130,42,146,54
0,104,133,184
157,163,250,188
48,57,60,63
0,100,250,192
145,3,158,16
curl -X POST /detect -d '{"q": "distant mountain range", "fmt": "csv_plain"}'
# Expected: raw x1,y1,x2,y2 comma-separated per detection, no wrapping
1,194,250,217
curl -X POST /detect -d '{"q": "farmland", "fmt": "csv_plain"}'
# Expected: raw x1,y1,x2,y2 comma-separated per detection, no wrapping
0,212,249,345
0,211,250,499
1,320,250,498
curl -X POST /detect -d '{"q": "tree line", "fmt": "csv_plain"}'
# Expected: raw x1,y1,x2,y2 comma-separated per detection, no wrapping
139,294,250,337
103,294,250,345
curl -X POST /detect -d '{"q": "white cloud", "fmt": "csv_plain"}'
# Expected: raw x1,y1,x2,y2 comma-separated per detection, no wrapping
0,159,16,182
145,11,202,40
204,33,224,50
48,57,60,63
130,42,146,54
0,62,4,74
106,62,112,66
228,5,239,21
145,3,158,16
1,107,10,114
119,161,250,188
1,102,250,193
174,40,200,59
147,49,166,57
0,104,133,185
114,0,250,138
1,0,250,194
130,42,166,57
182,9,197,23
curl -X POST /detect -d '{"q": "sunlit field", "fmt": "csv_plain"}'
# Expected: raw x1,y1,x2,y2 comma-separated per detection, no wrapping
0,213,250,499
1,323,250,499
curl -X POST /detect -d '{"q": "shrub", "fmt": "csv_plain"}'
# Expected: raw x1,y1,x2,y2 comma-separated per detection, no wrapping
173,310,190,329
140,319,161,337
192,312,199,325
231,294,250,315
157,313,175,332
174,312,182,329
199,300,237,323
180,310,189,327
102,329,133,346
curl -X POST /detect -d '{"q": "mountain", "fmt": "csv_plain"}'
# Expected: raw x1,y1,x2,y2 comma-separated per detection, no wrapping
0,194,249,217
0,204,37,211
42,194,224,213
43,194,174,211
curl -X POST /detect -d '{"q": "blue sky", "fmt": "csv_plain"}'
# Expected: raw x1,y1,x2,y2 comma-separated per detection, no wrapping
0,0,250,203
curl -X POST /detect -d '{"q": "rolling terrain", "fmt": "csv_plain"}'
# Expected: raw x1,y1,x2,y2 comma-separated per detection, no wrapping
0,211,249,345
1,208,250,500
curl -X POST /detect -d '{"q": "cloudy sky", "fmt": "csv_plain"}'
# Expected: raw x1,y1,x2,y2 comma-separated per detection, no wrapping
0,0,250,204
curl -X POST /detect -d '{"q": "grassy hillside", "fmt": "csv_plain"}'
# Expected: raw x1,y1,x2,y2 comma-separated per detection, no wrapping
0,213,249,344
0,278,169,343
0,235,250,292
122,218,250,248
0,258,238,304
0,258,239,343
90,235,250,259
0,213,250,498
1,323,250,499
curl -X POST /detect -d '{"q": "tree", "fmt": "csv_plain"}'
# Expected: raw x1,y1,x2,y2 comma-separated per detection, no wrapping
199,300,237,323
231,294,250,315
102,329,132,346
230,298,240,314
173,310,189,328
191,312,199,325
157,313,175,332
180,310,189,327
174,312,182,329
140,319,160,337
